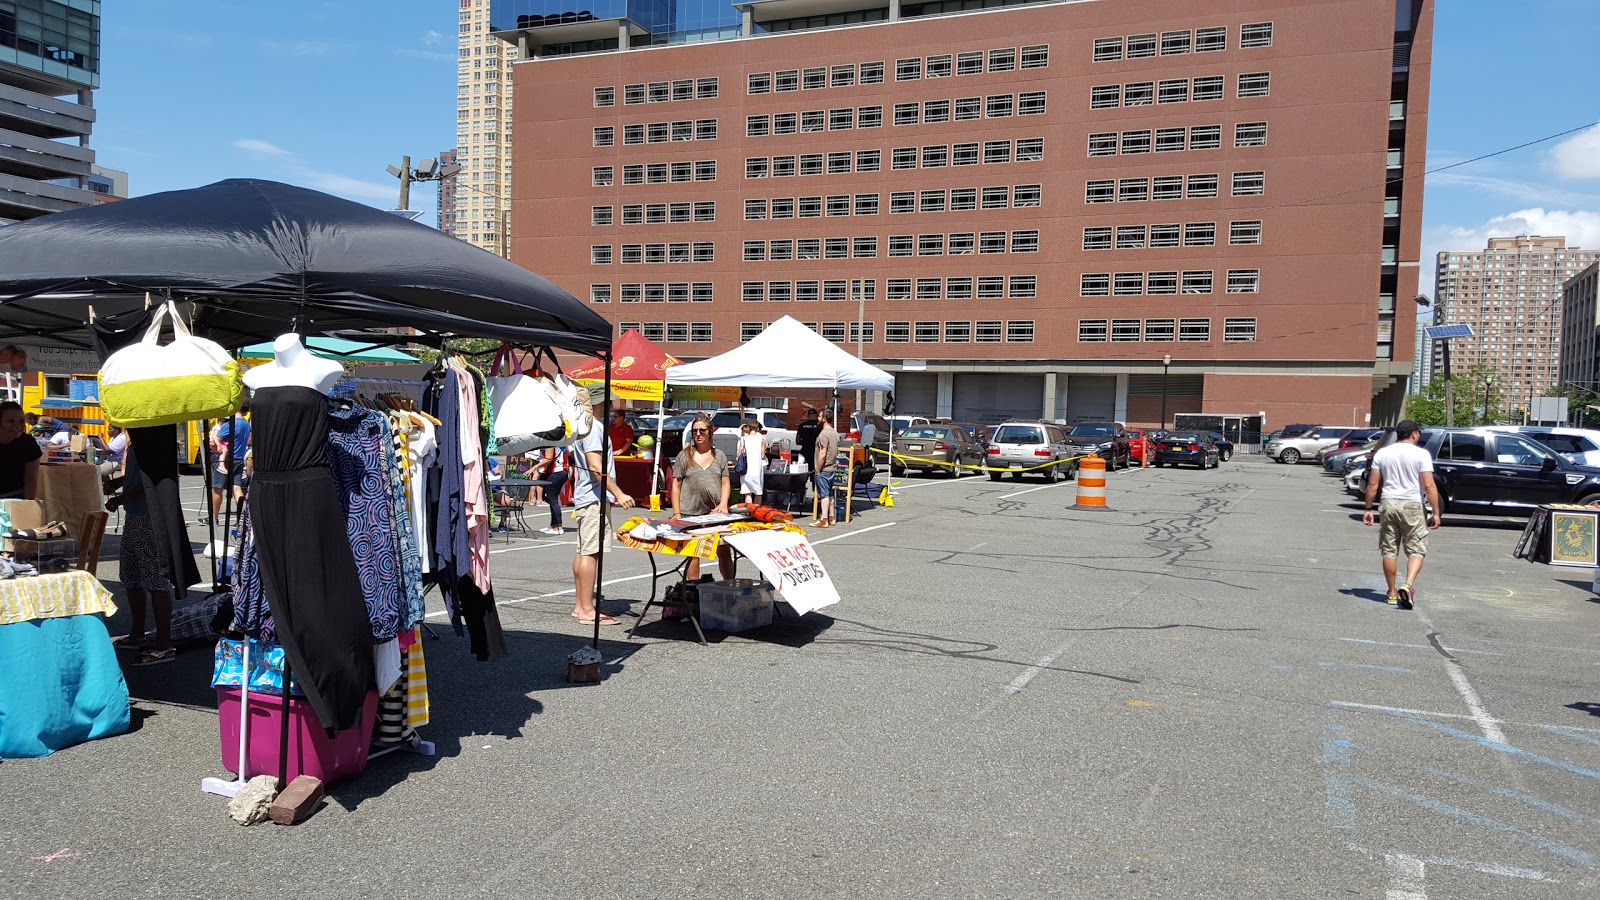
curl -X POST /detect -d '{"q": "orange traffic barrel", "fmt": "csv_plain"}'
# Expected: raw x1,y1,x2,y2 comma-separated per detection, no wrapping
1072,455,1110,510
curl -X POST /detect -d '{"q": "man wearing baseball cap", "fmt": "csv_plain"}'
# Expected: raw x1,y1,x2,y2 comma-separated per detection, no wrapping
570,384,635,625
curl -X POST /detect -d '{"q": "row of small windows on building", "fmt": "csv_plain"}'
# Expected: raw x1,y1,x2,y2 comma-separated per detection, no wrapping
734,320,1033,344
1079,269,1260,296
1083,221,1263,249
614,321,716,342
1091,23,1272,61
745,45,1049,96
742,230,1041,259
593,120,719,147
744,138,1043,178
1085,171,1264,203
742,184,1041,220
591,202,717,226
745,92,1046,136
742,276,1037,302
1090,73,1269,108
1079,318,1258,343
590,242,716,265
594,78,720,108
589,283,716,303
1087,122,1267,157
592,161,717,186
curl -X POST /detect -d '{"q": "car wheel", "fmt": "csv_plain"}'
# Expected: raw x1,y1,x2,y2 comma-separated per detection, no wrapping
891,465,904,478
1154,460,1163,468
1043,464,1058,484
1280,448,1301,465
1011,471,1022,481
1221,450,1232,462
989,471,1002,482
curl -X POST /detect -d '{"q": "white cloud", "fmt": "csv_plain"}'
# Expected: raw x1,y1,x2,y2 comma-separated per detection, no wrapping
1420,207,1600,297
422,30,444,45
1428,171,1600,208
1548,124,1600,181
299,171,397,203
233,138,290,157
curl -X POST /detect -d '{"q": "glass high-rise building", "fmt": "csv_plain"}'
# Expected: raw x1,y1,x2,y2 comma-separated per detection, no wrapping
0,0,101,222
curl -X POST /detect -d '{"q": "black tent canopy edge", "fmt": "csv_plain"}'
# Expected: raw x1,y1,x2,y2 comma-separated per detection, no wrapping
0,277,612,355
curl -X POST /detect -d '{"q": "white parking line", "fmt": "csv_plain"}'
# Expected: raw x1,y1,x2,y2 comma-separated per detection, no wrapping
998,480,1073,500
489,539,577,554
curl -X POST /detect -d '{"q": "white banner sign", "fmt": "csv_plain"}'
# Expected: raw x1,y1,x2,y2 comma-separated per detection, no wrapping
722,529,840,615
1,344,100,374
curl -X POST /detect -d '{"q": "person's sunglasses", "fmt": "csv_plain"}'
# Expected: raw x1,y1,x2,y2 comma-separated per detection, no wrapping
691,428,710,434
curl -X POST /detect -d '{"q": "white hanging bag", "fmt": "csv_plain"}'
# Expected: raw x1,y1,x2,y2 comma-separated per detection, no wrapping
99,301,243,427
486,346,566,455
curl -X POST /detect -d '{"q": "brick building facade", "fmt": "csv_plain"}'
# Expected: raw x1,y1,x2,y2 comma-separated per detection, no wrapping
500,0,1432,431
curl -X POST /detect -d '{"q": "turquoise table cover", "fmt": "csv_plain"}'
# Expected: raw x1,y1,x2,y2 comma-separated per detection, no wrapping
0,614,130,758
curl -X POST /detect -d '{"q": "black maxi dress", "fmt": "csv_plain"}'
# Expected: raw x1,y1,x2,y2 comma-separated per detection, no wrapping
248,385,373,734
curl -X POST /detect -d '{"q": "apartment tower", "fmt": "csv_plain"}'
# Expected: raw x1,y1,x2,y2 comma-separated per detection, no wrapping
493,0,1432,429
456,0,516,253
1434,236,1596,418
0,1,100,223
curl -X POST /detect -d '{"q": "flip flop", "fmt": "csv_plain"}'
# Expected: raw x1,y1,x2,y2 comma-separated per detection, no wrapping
809,520,826,527
131,647,176,666
574,615,620,626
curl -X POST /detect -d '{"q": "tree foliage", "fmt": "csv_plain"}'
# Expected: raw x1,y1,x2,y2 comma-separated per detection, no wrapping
1406,364,1507,426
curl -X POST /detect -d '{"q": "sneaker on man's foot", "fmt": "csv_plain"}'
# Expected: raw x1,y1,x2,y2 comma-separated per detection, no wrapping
1396,583,1413,610
1386,592,1400,606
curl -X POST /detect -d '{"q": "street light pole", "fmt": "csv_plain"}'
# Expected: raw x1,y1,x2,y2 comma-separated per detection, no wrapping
855,287,865,413
1160,353,1172,429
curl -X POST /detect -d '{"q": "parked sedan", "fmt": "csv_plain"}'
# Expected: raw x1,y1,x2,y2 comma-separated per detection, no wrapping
1153,432,1220,469
1065,422,1132,470
1204,431,1234,462
1127,429,1148,463
891,426,987,477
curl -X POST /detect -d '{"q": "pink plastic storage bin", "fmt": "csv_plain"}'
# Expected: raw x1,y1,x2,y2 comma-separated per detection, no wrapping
217,687,378,785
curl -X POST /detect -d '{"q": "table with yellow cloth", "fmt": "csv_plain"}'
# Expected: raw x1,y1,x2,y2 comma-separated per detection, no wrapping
615,516,805,644
0,570,130,758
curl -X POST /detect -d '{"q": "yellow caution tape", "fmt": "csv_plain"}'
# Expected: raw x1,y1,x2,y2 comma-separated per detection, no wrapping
865,446,1090,474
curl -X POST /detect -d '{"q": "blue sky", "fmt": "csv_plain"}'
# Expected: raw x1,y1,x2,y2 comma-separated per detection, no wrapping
94,0,1600,294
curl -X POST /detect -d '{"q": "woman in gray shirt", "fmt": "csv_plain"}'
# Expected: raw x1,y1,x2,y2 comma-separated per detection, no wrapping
672,413,734,582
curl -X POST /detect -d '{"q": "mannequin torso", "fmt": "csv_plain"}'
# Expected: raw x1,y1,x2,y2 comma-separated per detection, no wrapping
243,334,343,395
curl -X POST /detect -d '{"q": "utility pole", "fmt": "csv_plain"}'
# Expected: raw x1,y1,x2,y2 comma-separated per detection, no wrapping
387,155,462,217
394,155,413,210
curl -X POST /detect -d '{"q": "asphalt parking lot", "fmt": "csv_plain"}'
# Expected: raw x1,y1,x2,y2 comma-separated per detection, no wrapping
3,454,1598,899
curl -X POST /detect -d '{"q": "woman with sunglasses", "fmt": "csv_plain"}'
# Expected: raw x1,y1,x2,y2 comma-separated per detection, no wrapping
672,412,736,582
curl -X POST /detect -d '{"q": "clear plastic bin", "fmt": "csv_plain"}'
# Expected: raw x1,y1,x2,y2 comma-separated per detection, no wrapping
698,579,775,633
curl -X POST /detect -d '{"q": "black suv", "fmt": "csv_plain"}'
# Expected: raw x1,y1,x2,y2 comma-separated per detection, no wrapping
1065,422,1132,470
1383,428,1600,514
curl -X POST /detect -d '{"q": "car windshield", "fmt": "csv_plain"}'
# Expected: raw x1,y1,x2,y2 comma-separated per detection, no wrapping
664,415,694,430
1069,424,1116,438
901,428,947,440
994,425,1043,444
889,417,920,430
1164,433,1202,443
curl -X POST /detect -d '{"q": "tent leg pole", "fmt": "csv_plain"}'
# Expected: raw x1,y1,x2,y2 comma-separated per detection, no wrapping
594,352,613,651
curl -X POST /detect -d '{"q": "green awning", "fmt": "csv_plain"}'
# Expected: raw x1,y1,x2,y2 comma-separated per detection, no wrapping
239,337,418,363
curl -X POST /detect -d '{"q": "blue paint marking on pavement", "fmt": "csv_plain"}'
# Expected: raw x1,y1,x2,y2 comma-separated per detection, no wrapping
1344,776,1600,868
1425,767,1600,829
1356,705,1600,782
1323,724,1356,831
1318,660,1417,675
1541,724,1600,750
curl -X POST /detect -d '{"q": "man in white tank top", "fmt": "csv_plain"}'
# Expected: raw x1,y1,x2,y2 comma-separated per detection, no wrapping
1362,420,1442,610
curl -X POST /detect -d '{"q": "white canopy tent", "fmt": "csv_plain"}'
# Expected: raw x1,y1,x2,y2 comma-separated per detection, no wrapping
665,315,895,392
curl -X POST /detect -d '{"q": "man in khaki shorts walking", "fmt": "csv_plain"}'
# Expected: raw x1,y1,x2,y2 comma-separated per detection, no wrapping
1362,420,1442,609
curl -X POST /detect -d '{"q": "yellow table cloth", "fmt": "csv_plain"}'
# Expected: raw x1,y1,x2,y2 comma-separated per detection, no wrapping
0,570,117,626
615,516,805,561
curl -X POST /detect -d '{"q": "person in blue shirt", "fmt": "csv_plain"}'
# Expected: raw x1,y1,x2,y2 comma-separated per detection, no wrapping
201,404,251,526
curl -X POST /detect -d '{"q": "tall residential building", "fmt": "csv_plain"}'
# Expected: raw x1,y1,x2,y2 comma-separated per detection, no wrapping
86,163,125,201
1558,261,1600,398
493,0,1432,429
456,0,516,254
1434,236,1596,417
437,148,460,234
0,1,100,223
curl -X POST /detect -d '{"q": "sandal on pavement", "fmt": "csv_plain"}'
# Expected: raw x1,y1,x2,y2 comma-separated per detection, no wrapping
131,647,176,666
574,614,620,626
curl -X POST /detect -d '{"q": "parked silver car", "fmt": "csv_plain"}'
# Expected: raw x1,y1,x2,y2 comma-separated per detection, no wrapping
986,422,1078,483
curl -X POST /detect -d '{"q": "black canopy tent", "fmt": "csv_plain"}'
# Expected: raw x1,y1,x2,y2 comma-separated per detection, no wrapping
0,178,611,355
0,178,620,663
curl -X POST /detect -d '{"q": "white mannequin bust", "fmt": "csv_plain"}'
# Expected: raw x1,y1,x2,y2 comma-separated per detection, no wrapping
242,333,343,395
